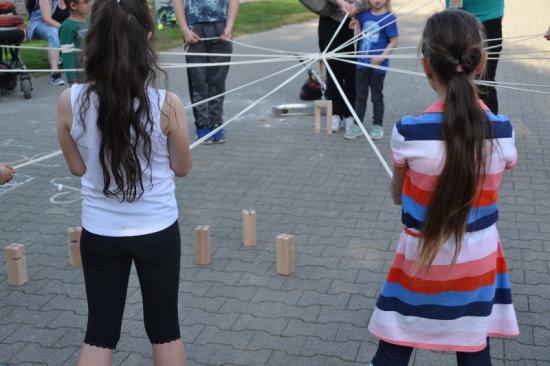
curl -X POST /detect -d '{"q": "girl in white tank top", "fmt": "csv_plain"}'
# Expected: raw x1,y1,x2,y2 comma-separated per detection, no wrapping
56,0,191,363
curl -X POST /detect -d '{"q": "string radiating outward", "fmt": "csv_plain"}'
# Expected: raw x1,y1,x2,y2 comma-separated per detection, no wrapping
4,3,549,173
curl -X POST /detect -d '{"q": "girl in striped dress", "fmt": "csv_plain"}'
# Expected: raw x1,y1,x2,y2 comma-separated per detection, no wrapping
367,9,519,366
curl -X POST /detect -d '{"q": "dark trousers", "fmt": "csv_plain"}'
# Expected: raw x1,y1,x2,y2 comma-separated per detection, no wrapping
355,67,386,126
318,16,355,117
479,17,502,115
372,340,492,366
186,21,232,129
81,221,181,349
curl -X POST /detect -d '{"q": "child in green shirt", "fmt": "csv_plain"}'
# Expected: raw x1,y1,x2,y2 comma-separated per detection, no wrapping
59,0,90,83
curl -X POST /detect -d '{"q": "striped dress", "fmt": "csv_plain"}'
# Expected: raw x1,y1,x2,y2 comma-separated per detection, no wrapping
368,101,519,352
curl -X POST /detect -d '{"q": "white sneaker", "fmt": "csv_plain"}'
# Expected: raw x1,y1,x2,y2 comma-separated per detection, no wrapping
332,115,342,132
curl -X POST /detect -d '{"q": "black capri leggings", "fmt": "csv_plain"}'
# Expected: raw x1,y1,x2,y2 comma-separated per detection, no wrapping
80,221,181,349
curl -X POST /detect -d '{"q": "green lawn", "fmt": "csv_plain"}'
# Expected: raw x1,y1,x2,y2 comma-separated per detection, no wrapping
21,0,316,71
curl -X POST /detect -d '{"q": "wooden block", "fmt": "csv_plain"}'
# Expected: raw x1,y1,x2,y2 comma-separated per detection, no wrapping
242,209,257,247
67,227,82,268
195,225,211,265
276,234,295,276
4,243,25,260
4,244,29,286
314,102,322,133
314,100,333,135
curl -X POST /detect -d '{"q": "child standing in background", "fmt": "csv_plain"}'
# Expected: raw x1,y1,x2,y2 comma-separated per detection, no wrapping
367,9,518,365
59,0,91,83
346,0,398,140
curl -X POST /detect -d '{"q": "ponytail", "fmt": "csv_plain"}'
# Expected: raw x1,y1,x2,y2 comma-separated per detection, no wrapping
79,0,164,202
418,10,489,268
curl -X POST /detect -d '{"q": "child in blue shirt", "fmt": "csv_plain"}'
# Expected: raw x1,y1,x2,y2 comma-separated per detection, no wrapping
346,0,399,140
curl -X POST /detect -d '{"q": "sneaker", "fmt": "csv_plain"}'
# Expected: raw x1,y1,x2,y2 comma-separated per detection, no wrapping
50,73,65,86
196,127,214,144
213,127,226,144
332,115,342,132
343,117,362,140
369,125,384,140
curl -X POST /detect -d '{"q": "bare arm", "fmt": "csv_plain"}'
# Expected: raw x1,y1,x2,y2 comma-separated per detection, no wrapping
172,0,200,44
371,36,399,65
390,166,407,205
57,89,86,176
545,25,550,40
161,92,192,177
221,0,240,41
38,0,61,28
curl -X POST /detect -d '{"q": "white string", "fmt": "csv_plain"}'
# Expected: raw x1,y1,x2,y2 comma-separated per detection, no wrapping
0,57,307,73
189,58,318,149
159,50,307,58
333,0,435,54
322,12,350,54
329,55,550,95
13,151,63,170
229,39,309,55
184,59,312,110
322,56,393,178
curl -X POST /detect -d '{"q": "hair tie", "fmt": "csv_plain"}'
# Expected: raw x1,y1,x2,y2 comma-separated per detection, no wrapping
455,64,464,73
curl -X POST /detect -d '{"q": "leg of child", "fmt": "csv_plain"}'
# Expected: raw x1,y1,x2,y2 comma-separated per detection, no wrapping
206,21,232,128
371,339,413,366
370,70,386,127
185,25,210,130
78,230,133,366
456,340,491,366
354,67,370,124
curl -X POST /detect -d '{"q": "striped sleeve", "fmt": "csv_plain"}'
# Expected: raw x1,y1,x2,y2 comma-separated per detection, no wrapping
504,129,517,170
391,122,408,167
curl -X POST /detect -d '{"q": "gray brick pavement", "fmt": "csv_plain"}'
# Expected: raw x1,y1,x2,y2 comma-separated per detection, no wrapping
1,0,550,364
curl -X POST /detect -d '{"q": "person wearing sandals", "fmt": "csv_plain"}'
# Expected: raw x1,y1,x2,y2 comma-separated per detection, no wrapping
27,0,70,85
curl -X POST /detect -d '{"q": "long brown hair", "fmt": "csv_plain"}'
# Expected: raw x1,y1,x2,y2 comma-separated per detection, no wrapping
79,0,163,202
418,10,489,268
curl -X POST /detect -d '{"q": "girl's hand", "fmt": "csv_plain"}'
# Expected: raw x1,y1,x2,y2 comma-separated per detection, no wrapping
0,163,15,185
183,28,200,44
349,18,359,32
370,57,384,66
337,0,357,15
221,27,233,41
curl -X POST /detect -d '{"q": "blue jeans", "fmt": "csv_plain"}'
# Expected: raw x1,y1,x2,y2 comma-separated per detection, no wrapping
372,340,492,366
31,22,60,49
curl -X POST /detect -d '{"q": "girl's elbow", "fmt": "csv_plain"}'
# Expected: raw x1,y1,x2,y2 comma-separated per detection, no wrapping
174,160,192,177
71,166,86,177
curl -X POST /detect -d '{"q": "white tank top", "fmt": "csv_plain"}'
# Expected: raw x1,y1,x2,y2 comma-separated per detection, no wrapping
70,84,178,237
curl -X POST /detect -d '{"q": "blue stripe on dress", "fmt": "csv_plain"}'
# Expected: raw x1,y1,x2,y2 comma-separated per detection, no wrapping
402,210,498,232
402,194,498,225
396,118,513,141
382,273,511,307
376,288,512,320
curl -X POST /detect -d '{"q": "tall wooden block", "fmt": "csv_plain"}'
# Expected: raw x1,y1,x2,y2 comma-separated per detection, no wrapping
4,243,29,286
276,234,295,276
195,225,211,265
314,100,333,135
67,227,82,268
242,209,256,247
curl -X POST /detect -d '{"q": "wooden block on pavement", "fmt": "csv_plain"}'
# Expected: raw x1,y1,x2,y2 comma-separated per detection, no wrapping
4,243,29,286
67,227,82,268
242,209,257,247
195,225,211,265
276,234,295,276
